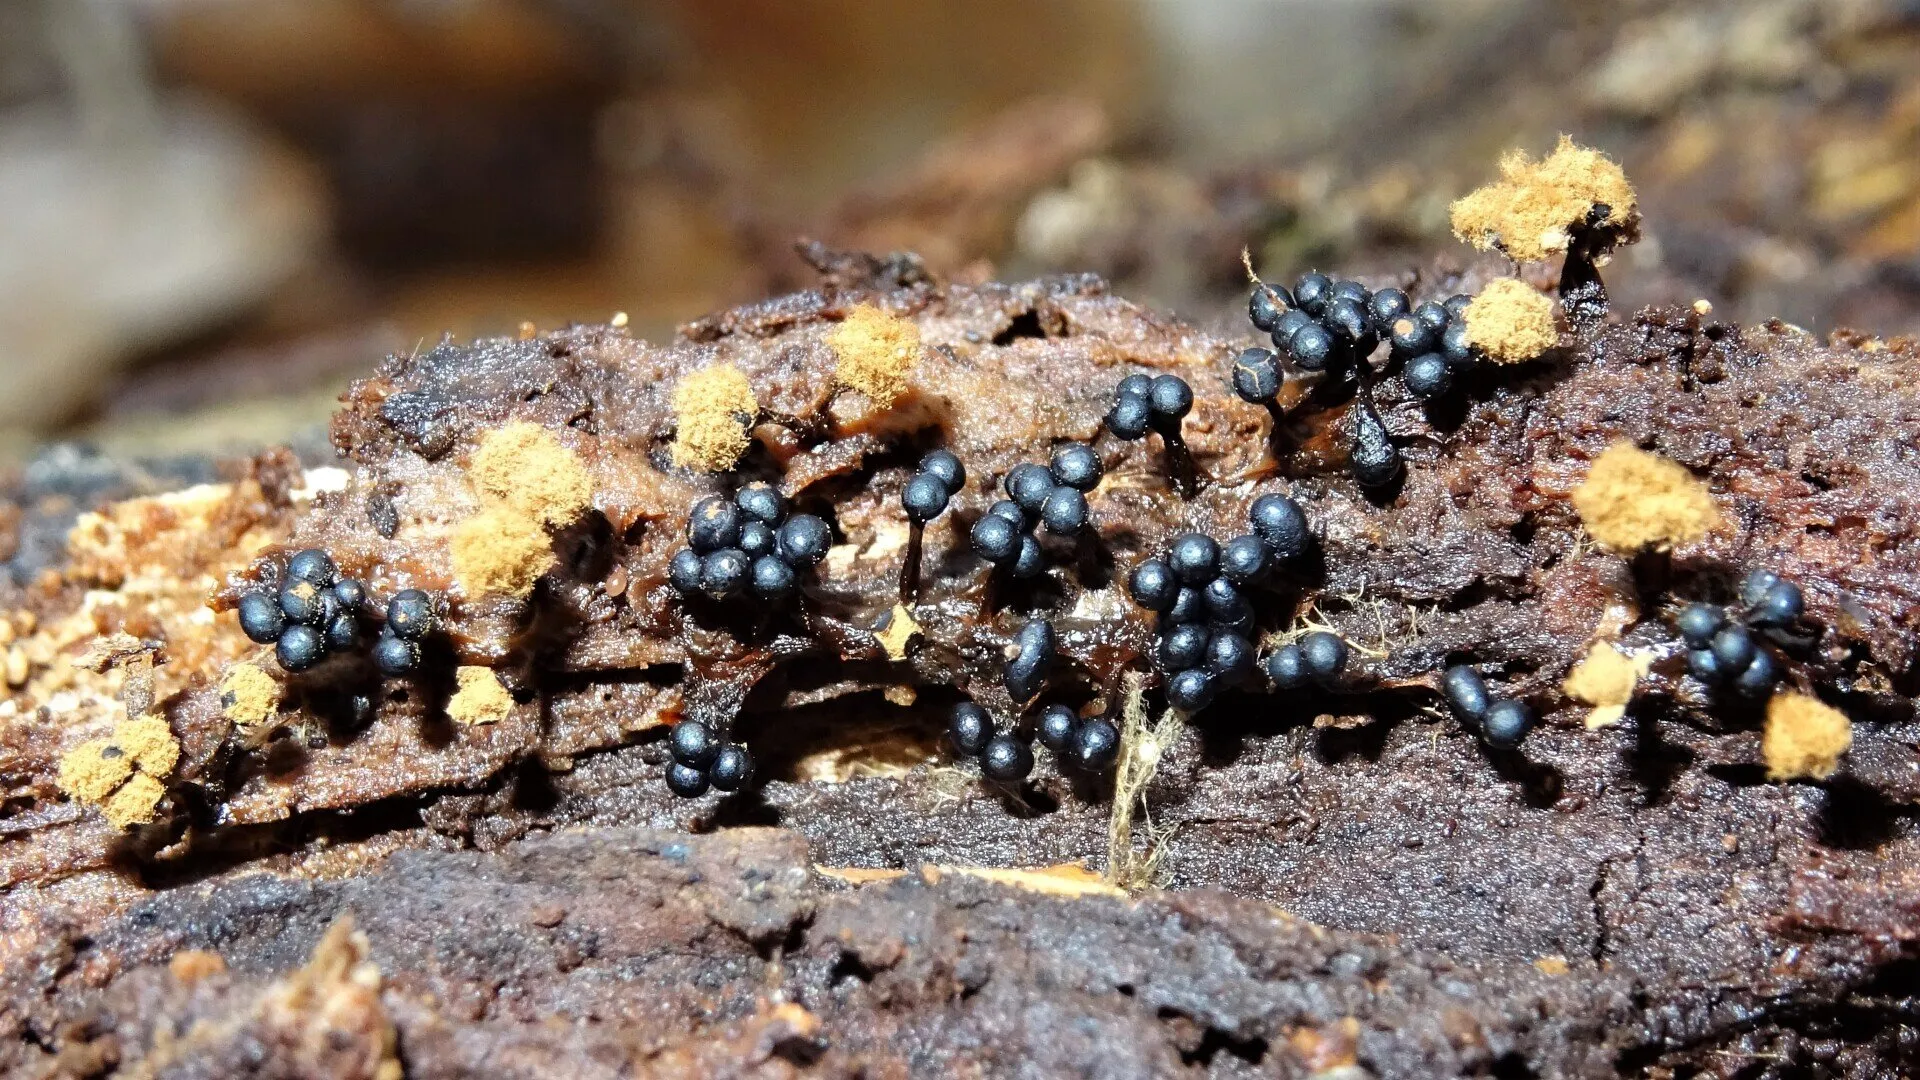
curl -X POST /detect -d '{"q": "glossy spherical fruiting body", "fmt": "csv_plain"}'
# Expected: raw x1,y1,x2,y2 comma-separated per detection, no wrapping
735,481,787,525
371,632,420,676
1167,668,1217,712
688,496,742,553
1367,288,1410,333
1201,577,1251,627
278,580,331,626
1676,603,1724,647
918,450,966,495
980,733,1034,782
1232,348,1283,404
1441,322,1474,368
666,761,710,798
1710,625,1757,674
1733,648,1779,697
1071,717,1121,770
1293,272,1332,315
238,591,286,644
1443,665,1490,723
1147,375,1193,432
1749,580,1804,628
1128,559,1179,612
1688,648,1725,684
1272,309,1314,351
1249,283,1292,332
1403,353,1452,399
1740,569,1782,608
751,555,797,601
777,515,833,567
1219,534,1270,586
709,745,755,791
1006,462,1055,514
950,702,994,756
670,720,720,768
1322,298,1371,344
971,514,1021,563
1289,324,1335,371
669,549,704,595
1168,533,1220,584
738,520,778,559
386,589,436,640
699,549,751,600
332,578,367,613
902,473,951,523
276,624,325,672
1266,645,1308,689
1106,392,1152,440
1040,486,1089,535
1049,443,1103,491
324,612,361,653
1389,317,1438,359
1248,493,1308,560
287,548,337,587
1205,631,1254,680
1299,631,1348,682
1037,704,1078,753
1009,535,1047,579
1480,699,1534,748
1158,623,1211,672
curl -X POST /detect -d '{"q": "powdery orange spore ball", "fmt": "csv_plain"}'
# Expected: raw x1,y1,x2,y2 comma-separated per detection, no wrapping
448,666,513,726
1763,691,1852,781
828,303,922,409
1450,135,1637,263
470,422,593,527
1464,278,1560,364
452,505,555,600
670,363,759,472
1570,443,1721,553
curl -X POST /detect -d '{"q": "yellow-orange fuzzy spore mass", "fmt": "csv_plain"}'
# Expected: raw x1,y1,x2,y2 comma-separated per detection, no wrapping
1464,278,1560,364
56,714,181,827
670,363,760,472
1763,692,1852,781
469,422,593,527
1570,443,1721,553
448,666,513,725
1451,135,1637,263
828,304,921,408
451,505,555,599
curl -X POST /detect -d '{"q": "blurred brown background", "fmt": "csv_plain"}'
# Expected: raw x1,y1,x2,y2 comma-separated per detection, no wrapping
3,0,1918,469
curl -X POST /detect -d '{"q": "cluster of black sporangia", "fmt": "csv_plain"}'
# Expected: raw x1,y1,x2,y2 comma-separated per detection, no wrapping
902,449,965,525
938,617,1067,785
1104,373,1199,492
949,701,1029,782
946,696,1120,785
1244,274,1482,401
1265,630,1350,692
668,482,832,607
1676,569,1804,696
1439,665,1535,749
663,483,834,799
1126,493,1317,713
663,717,754,798
1238,274,1488,491
237,549,436,675
967,443,1102,578
897,449,969,599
